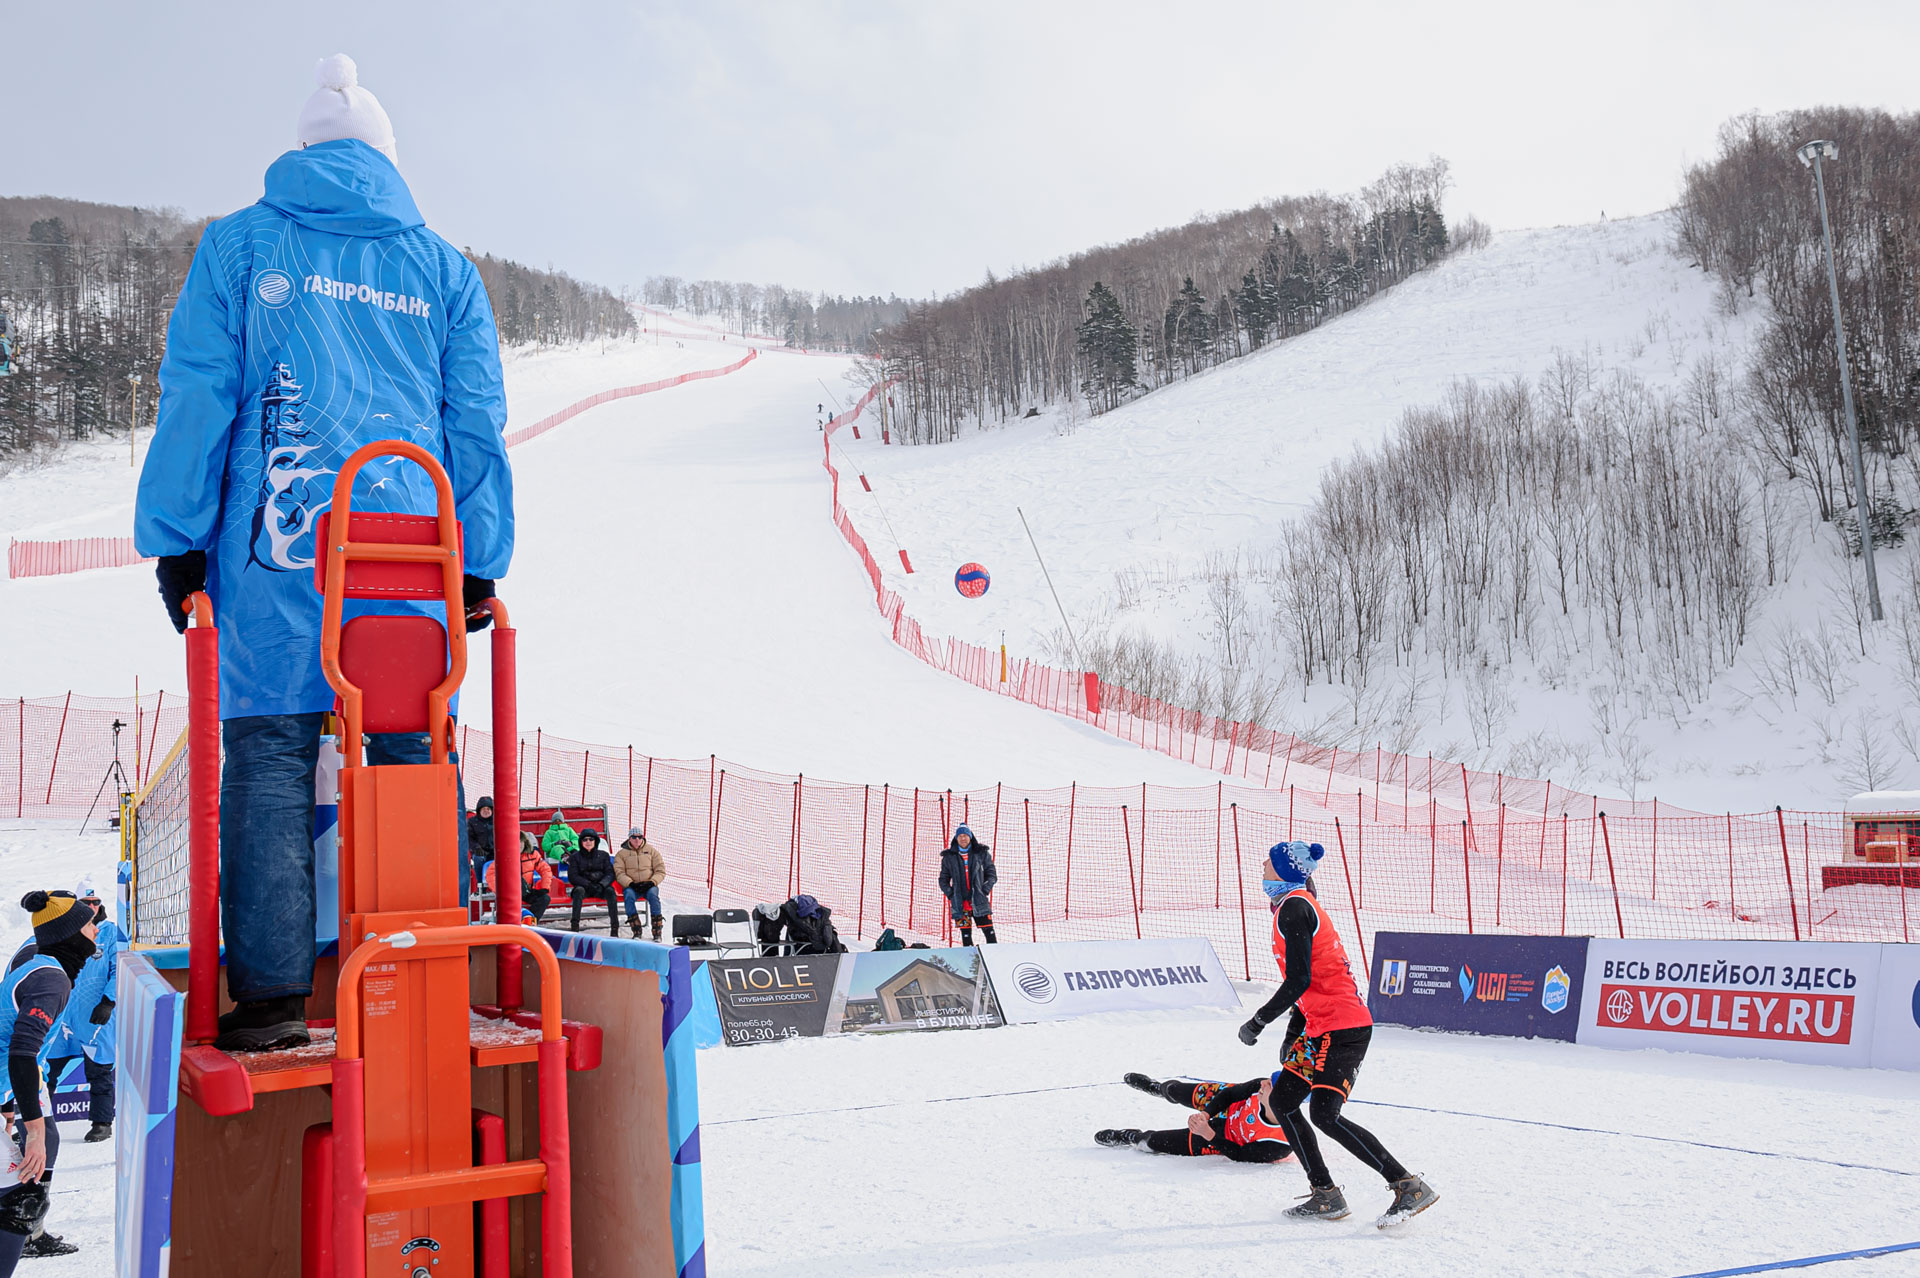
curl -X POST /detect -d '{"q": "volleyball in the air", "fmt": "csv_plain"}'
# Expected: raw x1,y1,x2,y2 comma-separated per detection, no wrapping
954,563,990,598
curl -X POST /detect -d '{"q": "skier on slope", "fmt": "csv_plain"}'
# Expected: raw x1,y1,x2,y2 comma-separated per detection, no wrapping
1225,841,1437,1226
1095,1071,1293,1163
133,54,513,1053
938,825,997,945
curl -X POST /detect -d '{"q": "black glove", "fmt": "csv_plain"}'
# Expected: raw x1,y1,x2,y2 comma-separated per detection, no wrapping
155,551,206,634
462,574,496,632
89,996,114,1026
1237,1015,1268,1046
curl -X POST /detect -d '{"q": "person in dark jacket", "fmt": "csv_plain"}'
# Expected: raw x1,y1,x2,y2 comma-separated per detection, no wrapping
565,829,618,933
467,797,496,875
938,826,997,944
0,891,101,1269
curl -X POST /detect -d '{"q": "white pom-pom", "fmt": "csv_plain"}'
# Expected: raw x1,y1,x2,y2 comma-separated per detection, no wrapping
315,54,358,92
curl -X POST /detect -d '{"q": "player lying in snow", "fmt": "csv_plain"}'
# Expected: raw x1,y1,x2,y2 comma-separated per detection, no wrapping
1096,1071,1293,1162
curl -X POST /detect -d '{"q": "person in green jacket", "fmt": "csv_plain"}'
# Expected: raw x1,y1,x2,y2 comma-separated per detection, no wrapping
539,811,578,864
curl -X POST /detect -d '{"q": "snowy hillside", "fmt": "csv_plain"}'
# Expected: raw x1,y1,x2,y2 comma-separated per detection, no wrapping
841,214,1914,811
0,316,1221,793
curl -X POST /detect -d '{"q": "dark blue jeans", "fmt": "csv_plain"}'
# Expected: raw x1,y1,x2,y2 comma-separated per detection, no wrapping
221,713,467,1003
622,884,662,920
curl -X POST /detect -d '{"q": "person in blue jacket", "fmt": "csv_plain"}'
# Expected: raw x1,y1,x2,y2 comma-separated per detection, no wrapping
0,891,100,1271
43,881,124,1143
133,54,513,1053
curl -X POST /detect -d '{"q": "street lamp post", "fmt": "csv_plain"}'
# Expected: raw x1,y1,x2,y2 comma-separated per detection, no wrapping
1797,138,1883,622
129,372,143,468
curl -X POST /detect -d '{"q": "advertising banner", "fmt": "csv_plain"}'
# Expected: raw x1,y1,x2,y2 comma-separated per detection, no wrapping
50,1056,98,1121
115,952,183,1278
1579,939,1882,1067
704,954,843,1047
1868,943,1920,1071
979,938,1239,1025
1368,933,1588,1042
827,947,1003,1034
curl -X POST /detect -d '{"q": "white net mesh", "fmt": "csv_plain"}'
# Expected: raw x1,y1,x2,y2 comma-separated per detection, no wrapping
129,728,195,947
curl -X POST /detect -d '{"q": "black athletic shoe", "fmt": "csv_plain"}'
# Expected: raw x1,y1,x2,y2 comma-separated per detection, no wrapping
1094,1128,1145,1148
1122,1072,1165,1097
1376,1174,1437,1227
22,1231,79,1256
212,996,310,1053
1285,1186,1350,1221
82,1121,112,1143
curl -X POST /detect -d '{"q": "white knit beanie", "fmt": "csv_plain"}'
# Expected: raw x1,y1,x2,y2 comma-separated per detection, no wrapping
296,54,398,164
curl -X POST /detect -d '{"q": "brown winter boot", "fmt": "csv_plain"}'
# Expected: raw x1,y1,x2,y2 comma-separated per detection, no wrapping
651,915,664,942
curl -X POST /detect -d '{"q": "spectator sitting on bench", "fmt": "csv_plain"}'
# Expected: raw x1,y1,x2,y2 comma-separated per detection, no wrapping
615,828,667,942
485,832,557,923
540,810,578,864
565,829,618,933
467,796,496,879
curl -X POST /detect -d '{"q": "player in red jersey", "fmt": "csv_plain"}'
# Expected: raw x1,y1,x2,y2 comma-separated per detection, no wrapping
1094,1072,1293,1163
1232,839,1437,1227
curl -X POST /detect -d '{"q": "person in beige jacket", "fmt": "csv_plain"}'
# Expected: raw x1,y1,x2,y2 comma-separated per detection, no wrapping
615,829,668,941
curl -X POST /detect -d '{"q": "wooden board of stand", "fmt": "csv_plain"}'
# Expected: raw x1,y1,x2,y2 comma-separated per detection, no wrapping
163,948,677,1278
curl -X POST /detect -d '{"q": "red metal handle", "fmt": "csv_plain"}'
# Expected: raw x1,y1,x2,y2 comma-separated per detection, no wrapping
317,440,467,768
484,598,526,1011
184,590,220,1045
333,925,561,1061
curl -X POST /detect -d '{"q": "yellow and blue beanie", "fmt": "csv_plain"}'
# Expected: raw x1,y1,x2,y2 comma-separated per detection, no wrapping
21,890,90,947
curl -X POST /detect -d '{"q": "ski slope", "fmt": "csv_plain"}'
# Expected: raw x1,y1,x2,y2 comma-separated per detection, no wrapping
0,320,1220,791
836,214,1919,811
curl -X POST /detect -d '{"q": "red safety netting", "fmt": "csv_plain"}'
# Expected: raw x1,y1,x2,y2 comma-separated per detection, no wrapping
7,696,1911,975
7,537,152,579
820,385,1703,829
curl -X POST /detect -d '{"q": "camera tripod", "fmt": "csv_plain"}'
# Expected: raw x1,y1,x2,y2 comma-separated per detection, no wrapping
80,718,134,836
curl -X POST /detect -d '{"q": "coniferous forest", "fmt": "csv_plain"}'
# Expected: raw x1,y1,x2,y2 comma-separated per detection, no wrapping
0,196,630,467
871,158,1469,444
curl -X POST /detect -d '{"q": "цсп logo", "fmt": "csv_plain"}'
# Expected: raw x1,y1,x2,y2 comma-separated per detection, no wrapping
1605,988,1634,1024
1012,963,1056,1004
254,269,296,308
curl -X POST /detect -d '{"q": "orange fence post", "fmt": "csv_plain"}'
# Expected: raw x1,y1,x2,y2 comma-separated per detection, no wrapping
1775,806,1801,941
1598,811,1626,938
1651,797,1660,900
1355,791,1365,910
1495,802,1506,928
909,788,920,932
1333,818,1369,977
1428,799,1437,912
1560,813,1569,936
857,785,870,938
707,770,726,910
1023,797,1038,941
43,692,70,805
1230,804,1250,980
642,755,654,832
1726,812,1735,923
1063,782,1077,920
1538,779,1552,868
878,784,890,926
1121,805,1142,939
1461,821,1474,935
534,727,542,806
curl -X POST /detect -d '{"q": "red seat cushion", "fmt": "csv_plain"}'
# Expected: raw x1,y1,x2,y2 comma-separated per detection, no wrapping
339,615,448,733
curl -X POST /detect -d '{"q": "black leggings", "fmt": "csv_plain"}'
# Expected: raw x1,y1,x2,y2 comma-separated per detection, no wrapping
1270,1030,1408,1190
1141,1127,1291,1162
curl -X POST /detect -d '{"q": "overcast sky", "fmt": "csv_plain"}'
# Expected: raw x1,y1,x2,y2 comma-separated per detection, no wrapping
8,1,1918,300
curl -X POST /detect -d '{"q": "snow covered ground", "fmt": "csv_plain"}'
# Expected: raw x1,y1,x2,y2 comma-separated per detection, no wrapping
700,999,1920,1278
836,214,1918,812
